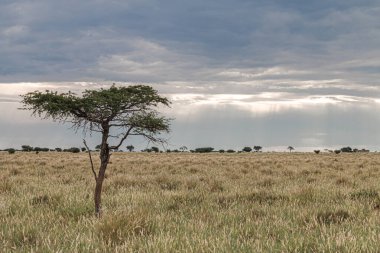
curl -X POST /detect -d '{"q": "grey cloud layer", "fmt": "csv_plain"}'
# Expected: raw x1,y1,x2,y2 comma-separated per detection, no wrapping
1,1,380,91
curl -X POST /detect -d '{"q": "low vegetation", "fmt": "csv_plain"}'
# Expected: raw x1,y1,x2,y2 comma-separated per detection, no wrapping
1,152,380,252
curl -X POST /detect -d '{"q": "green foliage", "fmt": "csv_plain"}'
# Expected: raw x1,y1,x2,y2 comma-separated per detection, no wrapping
7,148,16,154
21,145,33,152
33,147,49,152
194,147,214,153
151,147,159,153
341,147,352,153
242,147,252,152
254,146,262,152
126,145,134,152
63,147,80,153
21,85,170,134
55,148,62,152
70,147,80,153
179,146,188,152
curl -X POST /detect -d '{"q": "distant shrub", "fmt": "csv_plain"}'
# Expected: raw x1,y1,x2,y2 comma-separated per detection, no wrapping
194,147,214,153
334,150,341,154
33,147,49,152
314,150,320,154
151,147,159,153
55,148,62,152
64,147,80,153
219,149,225,153
242,147,252,152
7,148,16,154
71,147,80,153
341,147,352,153
226,149,235,153
21,145,33,152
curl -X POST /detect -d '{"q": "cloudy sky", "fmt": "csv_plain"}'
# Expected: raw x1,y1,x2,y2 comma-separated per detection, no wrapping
1,0,380,151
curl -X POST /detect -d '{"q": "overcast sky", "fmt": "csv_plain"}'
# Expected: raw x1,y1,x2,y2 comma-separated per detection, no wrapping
1,0,380,151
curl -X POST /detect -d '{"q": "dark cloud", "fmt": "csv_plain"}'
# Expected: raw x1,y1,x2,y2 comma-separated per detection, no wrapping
1,0,380,85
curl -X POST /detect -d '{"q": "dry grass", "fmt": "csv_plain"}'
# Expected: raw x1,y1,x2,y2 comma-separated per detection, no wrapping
1,151,380,252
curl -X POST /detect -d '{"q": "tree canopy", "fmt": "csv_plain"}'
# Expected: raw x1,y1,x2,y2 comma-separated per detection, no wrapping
21,85,171,148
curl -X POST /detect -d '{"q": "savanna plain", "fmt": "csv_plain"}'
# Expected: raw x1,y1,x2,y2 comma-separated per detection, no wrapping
1,151,380,252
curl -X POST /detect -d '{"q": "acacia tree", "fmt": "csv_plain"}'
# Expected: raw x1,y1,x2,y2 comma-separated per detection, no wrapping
288,146,294,152
179,146,187,152
21,85,171,217
126,145,134,152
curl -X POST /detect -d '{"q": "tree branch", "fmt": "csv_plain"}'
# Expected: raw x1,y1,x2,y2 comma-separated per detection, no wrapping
83,139,97,181
109,126,134,150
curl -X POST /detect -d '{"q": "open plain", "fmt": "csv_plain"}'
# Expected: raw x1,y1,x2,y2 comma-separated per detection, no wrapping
1,151,380,252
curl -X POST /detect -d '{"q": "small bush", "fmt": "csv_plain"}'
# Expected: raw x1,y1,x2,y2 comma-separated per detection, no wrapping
242,147,252,152
194,147,214,153
7,148,16,154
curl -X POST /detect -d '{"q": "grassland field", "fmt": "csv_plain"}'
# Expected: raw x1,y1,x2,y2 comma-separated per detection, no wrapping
1,151,380,252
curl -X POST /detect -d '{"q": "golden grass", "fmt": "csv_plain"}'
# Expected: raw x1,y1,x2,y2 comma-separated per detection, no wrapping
1,151,380,252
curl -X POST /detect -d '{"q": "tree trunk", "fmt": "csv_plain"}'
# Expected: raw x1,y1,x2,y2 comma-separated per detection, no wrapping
94,160,108,217
94,125,110,217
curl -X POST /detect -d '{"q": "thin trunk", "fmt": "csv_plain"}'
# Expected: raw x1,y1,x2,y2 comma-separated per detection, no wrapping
94,176,103,217
94,125,110,217
94,162,107,217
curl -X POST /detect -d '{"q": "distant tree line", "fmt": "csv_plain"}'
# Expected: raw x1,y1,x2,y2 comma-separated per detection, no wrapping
0,145,88,154
2,144,372,155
